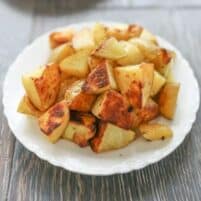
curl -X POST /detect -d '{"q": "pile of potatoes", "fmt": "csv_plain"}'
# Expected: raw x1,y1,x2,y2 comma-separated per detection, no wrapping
18,23,180,153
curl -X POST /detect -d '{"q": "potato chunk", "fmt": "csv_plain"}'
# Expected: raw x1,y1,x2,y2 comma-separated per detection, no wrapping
38,101,69,143
139,29,157,45
72,28,95,51
93,23,107,45
49,43,75,63
49,30,74,49
22,63,61,111
17,96,42,117
63,112,96,147
82,60,117,94
88,55,105,71
91,122,135,153
139,123,173,141
92,37,126,60
92,90,133,129
65,80,96,112
158,82,180,119
60,50,90,78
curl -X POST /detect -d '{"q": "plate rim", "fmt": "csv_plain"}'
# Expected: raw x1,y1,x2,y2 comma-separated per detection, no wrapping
2,22,200,175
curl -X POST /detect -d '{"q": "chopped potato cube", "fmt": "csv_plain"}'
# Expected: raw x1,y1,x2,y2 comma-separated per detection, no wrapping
63,112,96,147
60,50,90,78
65,80,96,112
92,90,133,129
82,60,117,94
39,101,69,143
91,122,135,153
92,37,126,60
139,123,173,141
17,96,42,117
22,63,61,111
158,82,180,119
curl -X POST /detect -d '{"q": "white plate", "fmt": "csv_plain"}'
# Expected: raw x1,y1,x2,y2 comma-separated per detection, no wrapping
3,22,200,175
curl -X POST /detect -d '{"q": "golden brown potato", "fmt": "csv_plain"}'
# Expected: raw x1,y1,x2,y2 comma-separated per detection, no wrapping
92,37,126,60
22,63,61,111
93,23,107,45
60,50,90,78
38,101,69,143
151,71,166,96
49,30,74,49
49,43,75,63
91,122,135,153
63,112,96,147
72,28,95,51
106,24,142,41
65,80,96,112
92,90,134,129
17,96,43,117
139,29,158,45
56,77,78,101
82,60,117,94
117,41,144,66
158,82,180,119
88,55,106,71
139,123,173,141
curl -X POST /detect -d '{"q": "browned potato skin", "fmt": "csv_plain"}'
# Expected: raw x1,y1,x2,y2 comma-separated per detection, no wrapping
17,96,42,117
158,82,180,119
106,24,143,40
88,56,106,71
38,101,69,143
65,80,96,112
92,90,134,129
49,31,74,49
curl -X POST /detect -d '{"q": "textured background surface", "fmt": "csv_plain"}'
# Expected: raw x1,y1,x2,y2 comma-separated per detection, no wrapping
0,0,201,200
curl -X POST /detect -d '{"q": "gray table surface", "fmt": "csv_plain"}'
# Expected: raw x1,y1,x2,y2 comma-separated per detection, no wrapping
0,0,201,200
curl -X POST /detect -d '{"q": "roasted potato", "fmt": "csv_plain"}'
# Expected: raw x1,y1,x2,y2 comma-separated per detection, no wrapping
49,43,75,63
117,41,144,66
60,50,90,78
139,123,173,141
91,122,135,153
151,71,166,96
139,29,158,45
93,23,107,45
72,28,95,51
65,80,96,112
49,30,74,49
63,112,96,147
158,82,180,119
38,101,69,143
106,24,142,41
92,90,134,129
88,55,105,71
22,63,61,111
82,60,117,94
92,37,126,60
17,96,42,117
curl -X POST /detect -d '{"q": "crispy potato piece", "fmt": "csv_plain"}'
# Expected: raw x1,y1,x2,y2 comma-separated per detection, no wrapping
22,63,61,111
139,123,173,141
88,55,105,71
60,50,90,78
65,80,96,112
91,122,135,153
17,96,42,117
82,60,117,94
38,101,69,143
92,37,126,60
114,64,142,94
106,24,142,41
63,112,96,147
117,41,144,66
93,23,107,45
72,28,95,51
158,82,180,119
139,29,158,45
56,77,78,101
49,43,75,63
92,90,133,129
49,30,74,49
151,71,166,96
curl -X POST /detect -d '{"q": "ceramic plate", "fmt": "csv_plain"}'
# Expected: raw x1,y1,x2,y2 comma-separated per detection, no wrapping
3,22,200,175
